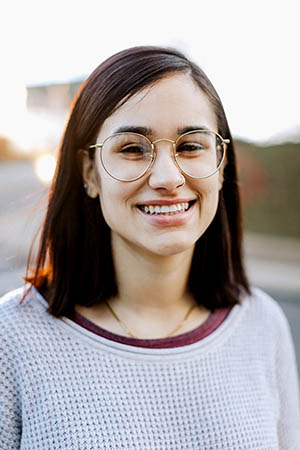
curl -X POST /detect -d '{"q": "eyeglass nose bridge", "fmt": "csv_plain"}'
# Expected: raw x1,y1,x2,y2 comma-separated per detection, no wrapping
152,137,176,146
148,137,185,178
151,138,177,158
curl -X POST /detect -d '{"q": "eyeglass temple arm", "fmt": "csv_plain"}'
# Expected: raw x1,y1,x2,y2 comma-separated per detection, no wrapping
88,144,102,149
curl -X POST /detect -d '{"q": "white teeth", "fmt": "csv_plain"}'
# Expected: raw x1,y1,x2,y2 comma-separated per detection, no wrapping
140,202,191,215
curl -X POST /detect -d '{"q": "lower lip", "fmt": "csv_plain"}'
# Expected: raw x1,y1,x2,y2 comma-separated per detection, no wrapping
137,203,196,227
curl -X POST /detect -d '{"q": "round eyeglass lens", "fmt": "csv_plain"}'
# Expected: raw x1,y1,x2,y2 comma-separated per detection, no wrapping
101,133,153,181
175,130,224,178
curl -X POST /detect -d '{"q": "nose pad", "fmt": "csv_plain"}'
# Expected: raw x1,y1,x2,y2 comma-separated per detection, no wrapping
148,141,185,190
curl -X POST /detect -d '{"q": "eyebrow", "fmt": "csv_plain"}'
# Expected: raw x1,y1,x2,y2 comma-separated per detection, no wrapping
113,125,211,136
176,125,210,135
113,126,153,135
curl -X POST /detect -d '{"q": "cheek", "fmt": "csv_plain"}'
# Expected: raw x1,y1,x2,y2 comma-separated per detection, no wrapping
195,178,220,223
97,178,137,228
193,177,220,201
98,193,121,232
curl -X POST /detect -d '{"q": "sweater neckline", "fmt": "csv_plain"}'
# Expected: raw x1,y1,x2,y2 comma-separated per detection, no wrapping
69,307,232,349
32,287,250,361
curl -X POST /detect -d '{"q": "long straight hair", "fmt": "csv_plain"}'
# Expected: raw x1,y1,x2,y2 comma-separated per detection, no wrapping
24,46,250,317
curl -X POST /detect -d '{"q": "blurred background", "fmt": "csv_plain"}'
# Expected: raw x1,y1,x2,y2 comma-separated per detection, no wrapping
0,0,299,369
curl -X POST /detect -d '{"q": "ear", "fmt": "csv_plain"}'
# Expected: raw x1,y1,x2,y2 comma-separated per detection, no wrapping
218,159,226,191
79,150,99,198
218,168,224,191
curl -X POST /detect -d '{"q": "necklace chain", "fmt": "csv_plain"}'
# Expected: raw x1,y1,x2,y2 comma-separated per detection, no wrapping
104,300,197,339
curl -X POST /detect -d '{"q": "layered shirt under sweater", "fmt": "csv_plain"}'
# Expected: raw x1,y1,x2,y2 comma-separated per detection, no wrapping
0,286,300,449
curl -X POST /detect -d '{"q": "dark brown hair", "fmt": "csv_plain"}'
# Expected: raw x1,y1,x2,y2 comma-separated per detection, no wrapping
24,45,250,317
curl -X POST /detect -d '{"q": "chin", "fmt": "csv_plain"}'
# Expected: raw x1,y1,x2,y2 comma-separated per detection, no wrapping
145,238,197,257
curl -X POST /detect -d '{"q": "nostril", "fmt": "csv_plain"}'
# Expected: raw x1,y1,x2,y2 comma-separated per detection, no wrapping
177,174,186,187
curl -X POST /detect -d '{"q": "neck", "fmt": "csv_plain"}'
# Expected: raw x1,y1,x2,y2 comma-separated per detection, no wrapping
110,234,195,320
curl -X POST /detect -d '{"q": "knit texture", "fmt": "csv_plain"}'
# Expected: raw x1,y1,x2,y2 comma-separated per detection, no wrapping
0,287,300,450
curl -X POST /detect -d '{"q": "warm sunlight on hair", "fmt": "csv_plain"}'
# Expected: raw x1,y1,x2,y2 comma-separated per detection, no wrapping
34,153,56,184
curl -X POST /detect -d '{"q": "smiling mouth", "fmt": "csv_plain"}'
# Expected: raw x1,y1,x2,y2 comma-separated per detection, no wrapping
138,200,196,215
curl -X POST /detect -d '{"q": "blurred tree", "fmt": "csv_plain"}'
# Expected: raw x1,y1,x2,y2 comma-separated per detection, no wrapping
236,140,300,238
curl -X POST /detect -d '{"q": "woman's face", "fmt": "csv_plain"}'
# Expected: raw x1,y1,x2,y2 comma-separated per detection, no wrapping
84,73,223,258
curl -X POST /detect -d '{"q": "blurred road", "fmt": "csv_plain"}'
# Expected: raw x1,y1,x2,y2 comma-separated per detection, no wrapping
1,160,300,371
0,161,47,293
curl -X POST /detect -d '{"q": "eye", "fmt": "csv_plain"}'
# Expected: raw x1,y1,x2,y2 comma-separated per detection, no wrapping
120,144,145,154
117,144,152,160
176,142,204,154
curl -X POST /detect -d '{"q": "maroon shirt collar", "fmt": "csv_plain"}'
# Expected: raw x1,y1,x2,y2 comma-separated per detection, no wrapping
69,306,233,349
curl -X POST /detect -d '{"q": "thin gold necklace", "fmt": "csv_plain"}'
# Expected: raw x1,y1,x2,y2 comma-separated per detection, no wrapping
104,300,197,339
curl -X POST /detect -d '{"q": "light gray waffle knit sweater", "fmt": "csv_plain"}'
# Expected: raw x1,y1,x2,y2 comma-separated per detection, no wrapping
0,287,300,450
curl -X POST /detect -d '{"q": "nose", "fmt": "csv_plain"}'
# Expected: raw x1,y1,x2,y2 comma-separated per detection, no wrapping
148,141,185,191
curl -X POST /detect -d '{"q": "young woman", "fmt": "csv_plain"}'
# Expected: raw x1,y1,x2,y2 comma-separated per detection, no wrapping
1,46,299,449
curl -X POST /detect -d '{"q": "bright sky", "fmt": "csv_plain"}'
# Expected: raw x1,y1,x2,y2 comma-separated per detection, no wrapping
1,0,299,144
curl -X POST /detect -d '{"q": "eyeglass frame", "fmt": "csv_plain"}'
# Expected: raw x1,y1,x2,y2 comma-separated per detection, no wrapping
88,129,230,182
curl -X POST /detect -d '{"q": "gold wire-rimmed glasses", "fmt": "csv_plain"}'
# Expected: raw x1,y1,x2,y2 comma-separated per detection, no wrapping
88,129,230,182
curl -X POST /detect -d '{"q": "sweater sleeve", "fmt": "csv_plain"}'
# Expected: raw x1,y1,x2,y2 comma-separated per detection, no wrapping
275,306,300,449
0,334,22,449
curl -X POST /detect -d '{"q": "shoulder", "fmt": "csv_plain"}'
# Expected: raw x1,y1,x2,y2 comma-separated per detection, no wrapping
246,287,289,327
239,286,293,346
228,288,298,383
0,287,26,322
0,286,48,338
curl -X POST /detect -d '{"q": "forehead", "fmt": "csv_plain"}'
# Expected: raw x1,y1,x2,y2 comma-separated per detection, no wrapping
97,73,218,140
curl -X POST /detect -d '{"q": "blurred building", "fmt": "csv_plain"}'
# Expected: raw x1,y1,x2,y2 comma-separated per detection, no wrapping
26,80,83,114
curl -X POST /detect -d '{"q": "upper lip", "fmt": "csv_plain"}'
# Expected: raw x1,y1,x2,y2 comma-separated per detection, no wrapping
137,199,196,206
